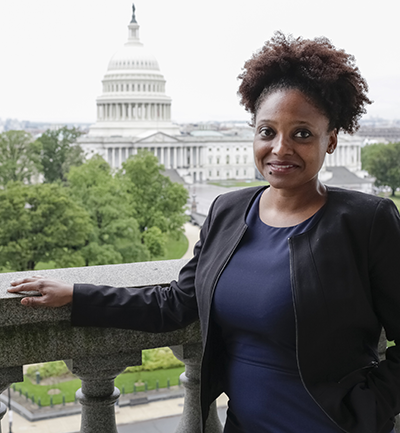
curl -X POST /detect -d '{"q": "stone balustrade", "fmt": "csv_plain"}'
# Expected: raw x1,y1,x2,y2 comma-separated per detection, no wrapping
0,259,223,433
0,260,398,433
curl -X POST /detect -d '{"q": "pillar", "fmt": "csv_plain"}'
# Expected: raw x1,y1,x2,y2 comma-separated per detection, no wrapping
174,147,178,169
67,353,141,433
0,366,24,431
171,345,222,433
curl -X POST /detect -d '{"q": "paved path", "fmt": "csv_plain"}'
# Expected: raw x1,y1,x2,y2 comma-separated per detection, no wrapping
1,395,228,432
182,222,200,259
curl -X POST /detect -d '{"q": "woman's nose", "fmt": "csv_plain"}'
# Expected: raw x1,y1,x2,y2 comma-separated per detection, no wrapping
272,135,293,156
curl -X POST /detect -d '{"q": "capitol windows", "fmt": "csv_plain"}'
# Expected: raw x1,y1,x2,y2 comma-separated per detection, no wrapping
138,84,141,91
226,155,230,164
236,156,240,164
236,148,239,152
209,171,212,177
244,156,248,164
216,157,220,164
208,156,212,164
217,171,220,177
244,169,247,176
236,170,239,176
208,148,212,152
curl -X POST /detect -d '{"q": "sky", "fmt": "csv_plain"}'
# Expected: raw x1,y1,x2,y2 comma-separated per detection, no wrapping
0,0,399,124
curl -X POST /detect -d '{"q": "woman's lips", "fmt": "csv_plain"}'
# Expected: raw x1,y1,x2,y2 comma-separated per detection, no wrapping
267,162,299,173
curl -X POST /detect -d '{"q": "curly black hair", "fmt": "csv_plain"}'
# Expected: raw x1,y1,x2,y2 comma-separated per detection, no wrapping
238,32,372,133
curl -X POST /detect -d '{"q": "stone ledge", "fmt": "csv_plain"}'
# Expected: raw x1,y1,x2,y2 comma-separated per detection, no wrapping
0,259,188,327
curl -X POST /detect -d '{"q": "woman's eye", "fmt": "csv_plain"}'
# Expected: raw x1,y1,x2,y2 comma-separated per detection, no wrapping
294,130,311,139
259,127,274,138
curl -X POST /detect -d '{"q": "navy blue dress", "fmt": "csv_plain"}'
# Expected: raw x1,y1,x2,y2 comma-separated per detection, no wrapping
211,193,344,433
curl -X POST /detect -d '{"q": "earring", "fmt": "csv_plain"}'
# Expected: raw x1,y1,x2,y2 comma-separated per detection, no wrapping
328,148,334,154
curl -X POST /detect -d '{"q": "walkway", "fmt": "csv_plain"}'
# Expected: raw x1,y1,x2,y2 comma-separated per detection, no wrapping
0,394,228,432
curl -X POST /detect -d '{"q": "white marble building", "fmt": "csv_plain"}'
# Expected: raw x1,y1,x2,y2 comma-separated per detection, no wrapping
79,5,255,184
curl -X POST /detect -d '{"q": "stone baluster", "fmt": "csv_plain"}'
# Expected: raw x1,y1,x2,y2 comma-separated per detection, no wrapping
171,344,223,433
67,352,141,433
0,403,6,433
0,366,23,431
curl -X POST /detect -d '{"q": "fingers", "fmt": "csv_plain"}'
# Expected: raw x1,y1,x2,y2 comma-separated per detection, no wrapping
8,277,74,308
8,277,44,293
21,296,45,307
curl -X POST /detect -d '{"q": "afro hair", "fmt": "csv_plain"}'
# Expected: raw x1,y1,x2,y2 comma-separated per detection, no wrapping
238,32,372,133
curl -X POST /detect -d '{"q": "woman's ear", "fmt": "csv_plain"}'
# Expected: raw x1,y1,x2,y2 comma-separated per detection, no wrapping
326,129,338,154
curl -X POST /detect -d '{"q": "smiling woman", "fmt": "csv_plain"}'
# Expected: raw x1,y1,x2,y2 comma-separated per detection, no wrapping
8,33,400,433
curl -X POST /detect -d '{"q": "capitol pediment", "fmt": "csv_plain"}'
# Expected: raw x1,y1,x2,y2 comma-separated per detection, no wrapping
135,131,181,144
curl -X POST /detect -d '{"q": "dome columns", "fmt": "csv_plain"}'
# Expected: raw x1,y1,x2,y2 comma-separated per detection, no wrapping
96,102,171,122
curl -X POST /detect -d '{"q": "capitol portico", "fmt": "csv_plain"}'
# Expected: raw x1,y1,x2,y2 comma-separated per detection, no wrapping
79,4,372,191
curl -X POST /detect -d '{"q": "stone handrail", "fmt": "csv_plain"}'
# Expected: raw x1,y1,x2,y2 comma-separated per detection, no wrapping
0,259,223,433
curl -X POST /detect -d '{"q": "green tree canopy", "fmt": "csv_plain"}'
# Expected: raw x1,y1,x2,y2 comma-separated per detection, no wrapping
0,182,92,271
35,126,84,183
121,151,188,237
0,130,41,187
67,155,149,266
361,142,400,196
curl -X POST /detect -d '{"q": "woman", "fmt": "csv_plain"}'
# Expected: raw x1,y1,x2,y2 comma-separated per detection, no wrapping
8,33,400,433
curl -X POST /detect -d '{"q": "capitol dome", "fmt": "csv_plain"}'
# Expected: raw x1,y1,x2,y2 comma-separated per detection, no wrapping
107,45,160,72
88,4,180,138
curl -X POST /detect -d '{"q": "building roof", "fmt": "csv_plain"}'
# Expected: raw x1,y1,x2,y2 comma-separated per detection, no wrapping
324,166,372,185
162,169,185,184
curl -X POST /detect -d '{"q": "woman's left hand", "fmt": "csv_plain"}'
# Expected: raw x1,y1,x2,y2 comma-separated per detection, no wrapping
8,276,74,307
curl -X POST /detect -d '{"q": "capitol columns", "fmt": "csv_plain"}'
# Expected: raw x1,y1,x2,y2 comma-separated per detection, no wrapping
174,147,178,169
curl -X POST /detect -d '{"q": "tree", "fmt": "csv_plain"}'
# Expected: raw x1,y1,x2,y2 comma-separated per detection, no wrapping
0,130,41,187
0,182,92,271
35,126,85,183
67,155,150,266
121,151,188,238
361,142,400,196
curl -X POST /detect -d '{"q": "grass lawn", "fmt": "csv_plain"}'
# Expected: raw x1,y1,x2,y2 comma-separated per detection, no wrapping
387,192,400,210
153,230,188,261
13,366,185,407
208,180,268,188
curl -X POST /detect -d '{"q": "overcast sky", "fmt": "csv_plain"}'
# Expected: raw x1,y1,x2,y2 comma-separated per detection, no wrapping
0,0,399,124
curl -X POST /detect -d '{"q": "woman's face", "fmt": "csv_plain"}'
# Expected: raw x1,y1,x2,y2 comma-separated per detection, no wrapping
253,88,337,194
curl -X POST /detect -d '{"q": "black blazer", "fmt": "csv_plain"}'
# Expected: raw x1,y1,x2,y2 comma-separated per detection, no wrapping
72,186,400,433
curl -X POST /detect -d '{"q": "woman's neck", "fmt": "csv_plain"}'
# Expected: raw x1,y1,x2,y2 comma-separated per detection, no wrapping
259,182,327,227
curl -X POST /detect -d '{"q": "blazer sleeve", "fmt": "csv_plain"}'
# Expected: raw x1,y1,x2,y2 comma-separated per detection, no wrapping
70,196,218,333
366,198,400,431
